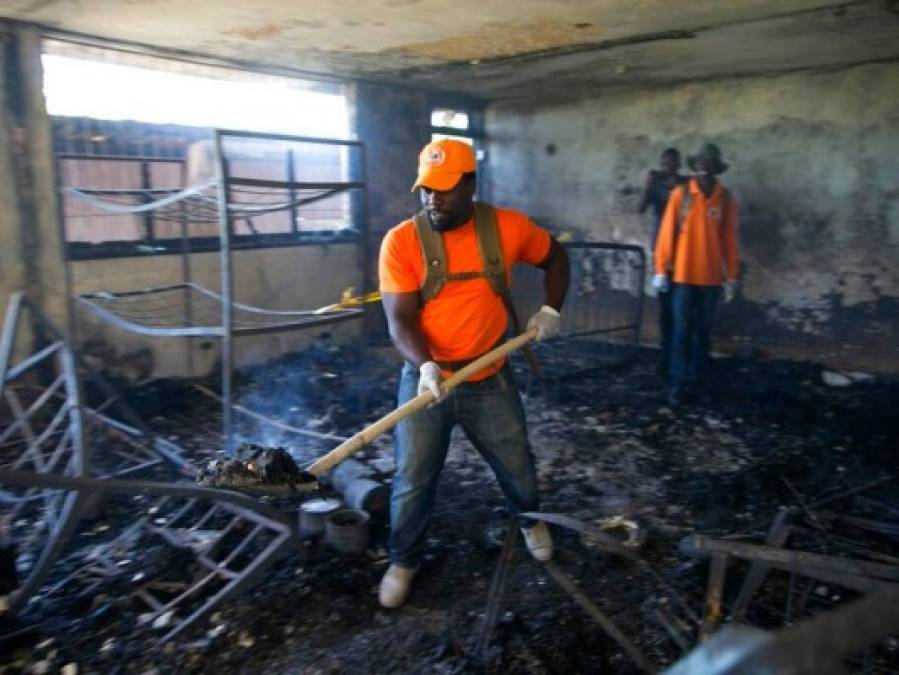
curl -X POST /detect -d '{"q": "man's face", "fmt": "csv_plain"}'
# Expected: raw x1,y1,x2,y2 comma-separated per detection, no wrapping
694,157,716,185
420,176,476,231
660,153,681,175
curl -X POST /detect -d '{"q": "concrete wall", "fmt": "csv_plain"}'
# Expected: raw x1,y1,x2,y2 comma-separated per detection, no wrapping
350,81,433,340
352,81,431,246
485,62,899,374
1,26,69,358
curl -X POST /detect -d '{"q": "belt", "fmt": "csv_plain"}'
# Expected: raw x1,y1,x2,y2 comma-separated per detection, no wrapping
434,338,505,373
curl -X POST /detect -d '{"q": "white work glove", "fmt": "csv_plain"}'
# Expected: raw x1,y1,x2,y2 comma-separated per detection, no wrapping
527,305,562,342
723,280,737,303
417,361,444,401
652,274,669,293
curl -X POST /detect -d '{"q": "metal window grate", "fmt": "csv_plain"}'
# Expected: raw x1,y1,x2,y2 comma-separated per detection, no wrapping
511,242,646,383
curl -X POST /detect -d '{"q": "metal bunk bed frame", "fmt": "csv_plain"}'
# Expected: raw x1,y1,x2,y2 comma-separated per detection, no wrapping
61,129,369,452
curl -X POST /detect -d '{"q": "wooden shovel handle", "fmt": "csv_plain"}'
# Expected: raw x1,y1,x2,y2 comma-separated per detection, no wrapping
305,328,538,476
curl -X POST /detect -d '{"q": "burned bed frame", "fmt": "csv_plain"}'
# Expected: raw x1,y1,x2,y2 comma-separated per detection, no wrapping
0,292,301,643
60,129,367,453
1,129,367,642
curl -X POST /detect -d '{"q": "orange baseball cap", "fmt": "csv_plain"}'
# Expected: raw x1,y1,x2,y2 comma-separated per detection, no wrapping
411,138,476,192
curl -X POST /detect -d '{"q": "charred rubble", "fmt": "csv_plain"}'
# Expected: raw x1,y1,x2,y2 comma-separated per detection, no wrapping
1,337,898,674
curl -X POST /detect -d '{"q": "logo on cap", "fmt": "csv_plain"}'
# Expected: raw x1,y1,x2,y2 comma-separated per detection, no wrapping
425,147,446,167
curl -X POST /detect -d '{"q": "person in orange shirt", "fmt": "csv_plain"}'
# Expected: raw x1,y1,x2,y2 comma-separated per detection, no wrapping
652,143,739,406
377,139,569,608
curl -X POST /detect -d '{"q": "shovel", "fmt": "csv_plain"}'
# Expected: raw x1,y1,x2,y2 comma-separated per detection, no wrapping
305,327,538,477
199,328,538,494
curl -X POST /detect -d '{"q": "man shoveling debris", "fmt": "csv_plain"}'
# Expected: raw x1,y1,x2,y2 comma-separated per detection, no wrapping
377,139,570,608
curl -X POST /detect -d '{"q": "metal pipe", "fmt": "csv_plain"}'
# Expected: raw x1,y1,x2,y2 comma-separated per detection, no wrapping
477,519,518,666
213,130,234,454
0,469,292,526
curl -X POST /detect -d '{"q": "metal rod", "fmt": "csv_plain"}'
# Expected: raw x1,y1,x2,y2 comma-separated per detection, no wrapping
631,244,646,353
140,159,155,242
57,153,183,163
809,475,892,510
177,158,195,377
771,561,887,594
214,130,235,455
732,509,793,621
77,283,362,337
523,510,699,625
563,242,646,253
0,293,24,394
228,178,366,191
213,128,363,147
781,477,834,546
478,519,519,666
543,560,654,673
700,553,728,641
286,148,299,235
0,469,292,526
654,607,691,652
681,535,899,582
5,340,63,381
817,512,899,538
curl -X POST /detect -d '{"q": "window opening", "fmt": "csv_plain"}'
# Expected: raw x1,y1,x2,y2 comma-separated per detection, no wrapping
44,41,359,258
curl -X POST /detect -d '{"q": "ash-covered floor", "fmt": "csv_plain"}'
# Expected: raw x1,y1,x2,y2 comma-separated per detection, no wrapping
2,338,898,674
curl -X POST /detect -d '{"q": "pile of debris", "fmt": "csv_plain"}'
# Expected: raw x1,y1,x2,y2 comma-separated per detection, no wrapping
1,340,897,674
197,443,317,494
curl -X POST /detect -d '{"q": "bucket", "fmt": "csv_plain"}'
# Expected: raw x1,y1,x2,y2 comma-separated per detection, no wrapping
342,478,390,515
298,497,342,537
325,509,370,555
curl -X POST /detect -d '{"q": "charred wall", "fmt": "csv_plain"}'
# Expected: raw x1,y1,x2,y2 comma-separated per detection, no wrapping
352,82,432,240
351,81,431,340
485,61,899,374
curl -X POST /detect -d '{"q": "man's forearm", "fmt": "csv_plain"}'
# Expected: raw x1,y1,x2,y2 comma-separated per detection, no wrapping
542,242,570,311
388,317,433,368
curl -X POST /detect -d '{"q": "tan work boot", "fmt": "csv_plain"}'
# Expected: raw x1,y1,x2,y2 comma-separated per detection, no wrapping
378,564,420,608
521,521,553,562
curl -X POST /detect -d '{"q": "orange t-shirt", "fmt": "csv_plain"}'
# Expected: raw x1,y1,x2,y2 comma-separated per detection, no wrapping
379,207,551,381
654,179,739,286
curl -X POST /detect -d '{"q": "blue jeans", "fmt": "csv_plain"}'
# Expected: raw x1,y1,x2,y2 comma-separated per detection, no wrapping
671,283,720,388
388,362,539,567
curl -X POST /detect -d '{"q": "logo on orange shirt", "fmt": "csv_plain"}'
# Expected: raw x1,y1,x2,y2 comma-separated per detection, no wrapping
707,207,721,219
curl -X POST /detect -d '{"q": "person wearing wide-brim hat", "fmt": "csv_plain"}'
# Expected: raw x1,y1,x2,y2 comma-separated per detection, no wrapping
687,143,729,175
651,142,740,406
